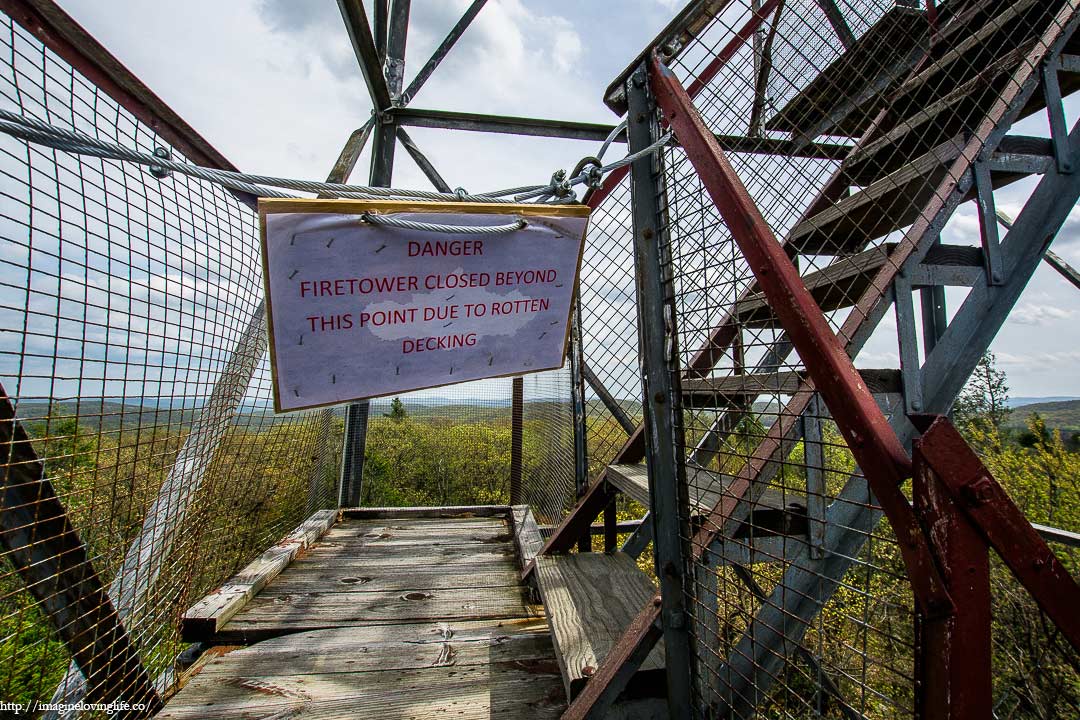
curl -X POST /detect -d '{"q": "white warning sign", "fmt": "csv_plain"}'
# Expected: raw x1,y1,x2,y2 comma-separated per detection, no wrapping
260,199,590,412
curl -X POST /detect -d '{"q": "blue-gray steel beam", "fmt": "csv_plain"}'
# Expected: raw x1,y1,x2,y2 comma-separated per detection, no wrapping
1042,58,1073,174
1045,249,1080,291
801,394,826,559
894,274,923,414
336,0,393,112
374,0,388,61
813,0,855,49
627,65,694,719
920,282,948,358
716,6,1080,711
386,0,411,98
720,72,1080,720
974,158,1005,284
581,360,636,436
395,125,451,192
998,210,1080,292
922,118,1080,418
1033,521,1080,547
620,511,653,557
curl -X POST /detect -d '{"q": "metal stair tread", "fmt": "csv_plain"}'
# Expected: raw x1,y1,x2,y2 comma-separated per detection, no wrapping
765,3,929,138
733,241,982,324
606,464,808,538
790,136,1052,255
681,368,902,401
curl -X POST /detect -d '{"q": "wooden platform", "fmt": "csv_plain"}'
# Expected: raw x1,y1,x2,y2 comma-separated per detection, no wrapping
159,508,564,719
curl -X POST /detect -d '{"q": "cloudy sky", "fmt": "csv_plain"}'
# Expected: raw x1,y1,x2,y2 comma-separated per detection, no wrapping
52,0,1080,399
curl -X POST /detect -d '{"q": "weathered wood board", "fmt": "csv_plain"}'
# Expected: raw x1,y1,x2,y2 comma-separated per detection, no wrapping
182,509,338,642
161,511,563,718
264,567,523,595
158,663,565,719
535,551,666,700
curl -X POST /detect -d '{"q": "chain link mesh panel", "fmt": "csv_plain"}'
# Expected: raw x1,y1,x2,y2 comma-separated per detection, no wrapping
0,11,339,706
359,381,515,508
580,177,643,472
644,0,1080,717
521,367,578,524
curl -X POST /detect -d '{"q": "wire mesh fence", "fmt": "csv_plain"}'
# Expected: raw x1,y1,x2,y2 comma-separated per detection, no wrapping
0,0,1076,716
643,0,1080,717
354,373,580,523
0,10,340,707
579,174,643,473
357,381,515,508
521,368,578,524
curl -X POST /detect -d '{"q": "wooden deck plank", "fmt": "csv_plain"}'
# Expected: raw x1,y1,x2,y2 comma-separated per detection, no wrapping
318,521,511,548
330,517,509,531
535,552,665,700
341,505,511,519
182,509,338,642
231,585,537,624
300,542,516,562
264,567,523,595
156,664,565,719
167,511,558,716
205,617,550,649
195,629,555,676
511,505,545,574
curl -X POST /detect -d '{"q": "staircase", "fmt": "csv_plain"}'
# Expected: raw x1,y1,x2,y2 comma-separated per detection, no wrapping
533,0,1080,717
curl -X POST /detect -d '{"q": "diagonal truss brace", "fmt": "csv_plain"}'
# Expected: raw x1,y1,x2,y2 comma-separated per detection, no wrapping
913,416,1080,648
648,51,952,616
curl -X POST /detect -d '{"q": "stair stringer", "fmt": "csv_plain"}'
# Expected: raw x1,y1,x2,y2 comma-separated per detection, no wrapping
705,6,1080,717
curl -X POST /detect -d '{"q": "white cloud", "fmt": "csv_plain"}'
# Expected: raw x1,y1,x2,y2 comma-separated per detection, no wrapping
1008,302,1076,326
996,350,1080,370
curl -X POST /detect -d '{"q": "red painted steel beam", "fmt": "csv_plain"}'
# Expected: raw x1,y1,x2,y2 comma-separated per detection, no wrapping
585,1,781,211
913,445,991,719
685,0,781,99
649,53,953,616
520,473,621,581
916,416,1080,651
0,0,239,173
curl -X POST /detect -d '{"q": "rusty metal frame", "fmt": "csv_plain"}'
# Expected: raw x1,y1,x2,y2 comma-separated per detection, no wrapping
708,3,1080,713
912,416,1080,718
648,52,952,616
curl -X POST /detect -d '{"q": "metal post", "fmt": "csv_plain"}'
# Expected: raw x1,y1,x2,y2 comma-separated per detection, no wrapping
570,291,589,500
510,377,524,506
801,394,826,560
626,63,694,719
912,445,991,720
340,0,410,507
920,238,948,359
894,274,924,415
